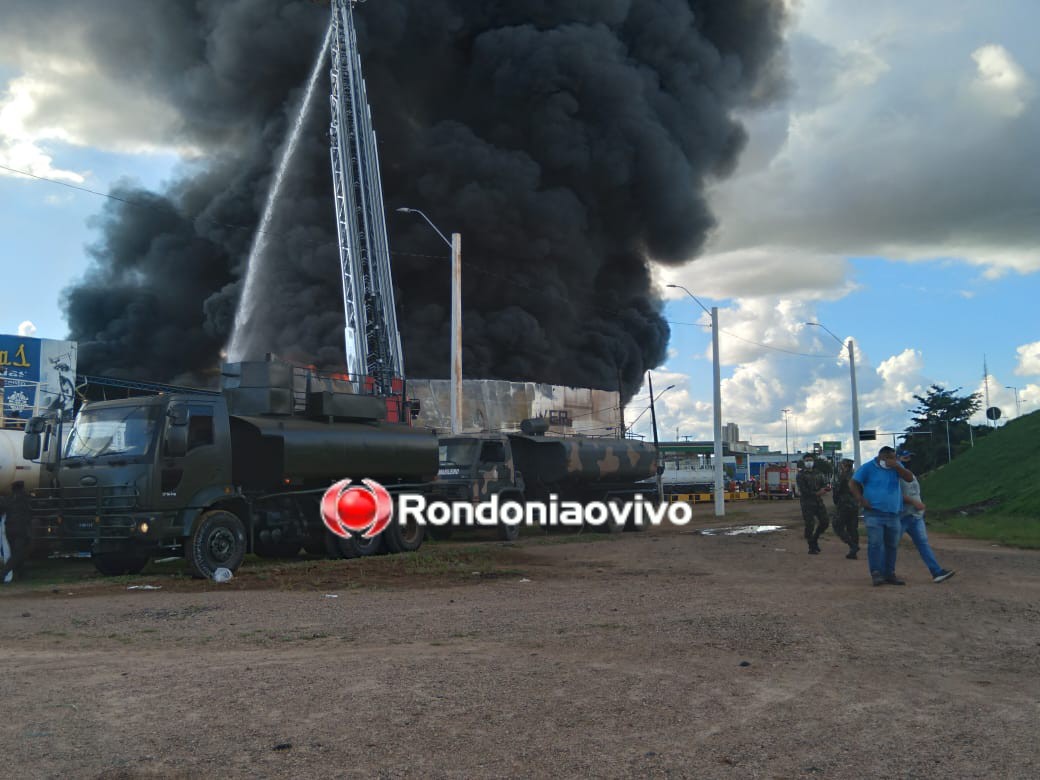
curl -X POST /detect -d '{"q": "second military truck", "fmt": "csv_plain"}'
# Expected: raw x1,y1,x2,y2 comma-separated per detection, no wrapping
433,419,659,538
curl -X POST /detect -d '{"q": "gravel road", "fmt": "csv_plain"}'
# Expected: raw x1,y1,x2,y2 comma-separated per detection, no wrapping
1,501,1037,779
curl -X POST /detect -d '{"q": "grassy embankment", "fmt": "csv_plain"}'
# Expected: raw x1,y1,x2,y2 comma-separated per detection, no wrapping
922,409,1040,547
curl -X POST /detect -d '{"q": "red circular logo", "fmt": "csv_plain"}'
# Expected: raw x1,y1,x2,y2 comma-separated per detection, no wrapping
321,478,393,539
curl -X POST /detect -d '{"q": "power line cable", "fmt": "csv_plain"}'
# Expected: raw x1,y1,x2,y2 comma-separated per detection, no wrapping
5,161,839,363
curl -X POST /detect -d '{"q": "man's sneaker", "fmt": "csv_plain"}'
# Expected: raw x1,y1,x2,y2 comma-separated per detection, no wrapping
871,572,885,587
884,575,906,586
845,549,858,560
933,569,956,583
808,547,819,555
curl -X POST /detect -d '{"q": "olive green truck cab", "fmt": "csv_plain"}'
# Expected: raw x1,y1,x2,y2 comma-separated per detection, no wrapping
24,377,437,578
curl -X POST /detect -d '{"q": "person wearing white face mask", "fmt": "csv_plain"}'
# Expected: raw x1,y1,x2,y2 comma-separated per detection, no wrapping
795,453,831,554
849,446,915,586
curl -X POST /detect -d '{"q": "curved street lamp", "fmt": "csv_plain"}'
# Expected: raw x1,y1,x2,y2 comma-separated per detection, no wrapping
397,208,462,434
667,284,724,517
806,321,861,469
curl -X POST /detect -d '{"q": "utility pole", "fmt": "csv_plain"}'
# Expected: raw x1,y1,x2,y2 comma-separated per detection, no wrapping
710,305,724,517
396,208,462,434
805,322,861,468
648,373,664,505
782,409,791,467
450,232,462,434
666,285,724,517
617,366,625,439
1005,386,1022,419
848,338,861,468
984,355,993,428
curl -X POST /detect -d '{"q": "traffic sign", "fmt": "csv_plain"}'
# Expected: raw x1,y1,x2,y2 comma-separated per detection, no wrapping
822,441,841,452
858,429,876,441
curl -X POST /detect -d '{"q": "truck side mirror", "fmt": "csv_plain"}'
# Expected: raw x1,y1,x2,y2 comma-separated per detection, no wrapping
165,404,189,457
23,432,41,461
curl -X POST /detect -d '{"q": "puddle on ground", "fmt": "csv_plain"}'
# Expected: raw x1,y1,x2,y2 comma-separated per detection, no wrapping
698,524,784,536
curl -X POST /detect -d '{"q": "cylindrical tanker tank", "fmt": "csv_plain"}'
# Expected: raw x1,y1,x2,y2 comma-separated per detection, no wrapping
0,428,41,493
507,434,657,486
230,415,438,488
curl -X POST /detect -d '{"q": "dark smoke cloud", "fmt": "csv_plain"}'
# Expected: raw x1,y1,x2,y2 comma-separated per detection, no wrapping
29,0,787,396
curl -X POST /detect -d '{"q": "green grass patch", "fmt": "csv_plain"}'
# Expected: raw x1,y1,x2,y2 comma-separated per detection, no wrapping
927,512,1040,549
916,410,1040,547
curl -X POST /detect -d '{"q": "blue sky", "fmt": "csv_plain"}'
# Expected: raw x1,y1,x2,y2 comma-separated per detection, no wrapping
1,0,1038,454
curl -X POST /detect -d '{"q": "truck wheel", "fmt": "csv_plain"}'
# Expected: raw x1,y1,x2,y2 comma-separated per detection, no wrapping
498,495,523,541
604,498,627,534
187,510,247,579
93,551,149,576
384,516,425,553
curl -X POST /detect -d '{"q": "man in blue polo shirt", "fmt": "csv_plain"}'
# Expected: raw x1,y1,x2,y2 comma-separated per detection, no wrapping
849,446,915,586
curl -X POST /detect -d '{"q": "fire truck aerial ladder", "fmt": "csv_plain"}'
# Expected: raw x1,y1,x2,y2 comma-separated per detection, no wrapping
328,0,405,396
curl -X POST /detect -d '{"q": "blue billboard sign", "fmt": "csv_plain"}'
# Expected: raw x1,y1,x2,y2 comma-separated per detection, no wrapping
0,335,77,424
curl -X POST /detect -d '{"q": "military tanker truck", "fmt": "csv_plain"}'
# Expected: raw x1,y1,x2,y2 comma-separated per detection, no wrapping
432,419,658,539
23,360,438,578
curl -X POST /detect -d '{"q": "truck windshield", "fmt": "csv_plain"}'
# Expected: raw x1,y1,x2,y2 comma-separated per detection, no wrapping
65,406,161,459
439,439,478,467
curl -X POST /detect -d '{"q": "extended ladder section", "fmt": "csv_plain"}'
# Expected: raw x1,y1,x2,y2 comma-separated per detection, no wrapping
328,0,405,396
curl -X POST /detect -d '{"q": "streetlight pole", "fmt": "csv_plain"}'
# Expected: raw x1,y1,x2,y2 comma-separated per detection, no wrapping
806,322,861,468
782,409,791,467
647,374,674,506
397,208,462,435
667,284,724,517
1005,386,1022,419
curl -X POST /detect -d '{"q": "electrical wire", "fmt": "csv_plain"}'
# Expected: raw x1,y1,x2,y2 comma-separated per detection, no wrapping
5,160,839,363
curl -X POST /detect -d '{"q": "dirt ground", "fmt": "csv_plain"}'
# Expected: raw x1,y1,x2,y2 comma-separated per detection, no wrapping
1,500,1038,779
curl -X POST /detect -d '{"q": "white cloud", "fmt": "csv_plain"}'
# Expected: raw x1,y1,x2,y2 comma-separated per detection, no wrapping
16,320,37,337
970,44,1033,117
1014,340,1040,376
695,3,1040,280
0,51,192,183
968,372,1038,423
626,300,932,456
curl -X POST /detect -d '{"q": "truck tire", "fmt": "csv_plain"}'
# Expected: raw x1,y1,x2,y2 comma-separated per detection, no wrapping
383,516,425,553
604,498,627,534
187,509,247,579
498,494,523,541
92,550,149,576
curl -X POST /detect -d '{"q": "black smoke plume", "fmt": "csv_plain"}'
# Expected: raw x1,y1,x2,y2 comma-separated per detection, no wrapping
35,0,787,396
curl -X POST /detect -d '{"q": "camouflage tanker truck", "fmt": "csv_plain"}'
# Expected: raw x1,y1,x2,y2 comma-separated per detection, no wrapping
432,419,659,539
23,360,438,578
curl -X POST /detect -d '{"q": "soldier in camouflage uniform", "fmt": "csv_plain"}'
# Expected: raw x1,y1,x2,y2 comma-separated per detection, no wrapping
795,453,831,554
831,458,860,559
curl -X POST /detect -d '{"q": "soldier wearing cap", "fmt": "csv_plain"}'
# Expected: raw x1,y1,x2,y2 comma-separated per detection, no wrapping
795,453,831,554
831,458,860,559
